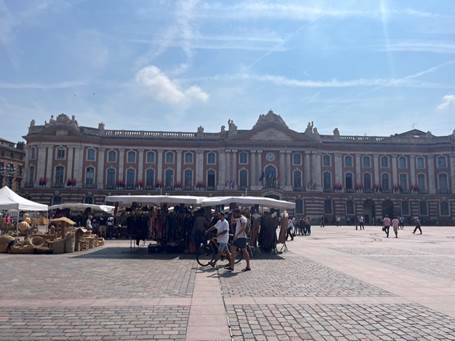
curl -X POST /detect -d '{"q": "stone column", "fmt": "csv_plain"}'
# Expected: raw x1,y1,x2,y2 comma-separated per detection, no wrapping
97,147,105,189
391,155,398,186
36,145,46,184
156,149,163,183
176,150,182,184
373,154,379,185
450,152,455,194
251,150,257,188
195,150,204,184
217,150,226,190
257,150,263,188
304,152,311,189
334,154,342,185
410,155,416,187
45,146,53,188
286,151,292,188
355,154,361,185
312,152,322,190
279,151,285,189
428,155,436,194
73,146,84,188
67,146,74,180
137,149,144,183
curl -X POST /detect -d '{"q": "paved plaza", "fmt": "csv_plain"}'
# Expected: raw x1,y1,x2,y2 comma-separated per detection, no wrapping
1,226,455,340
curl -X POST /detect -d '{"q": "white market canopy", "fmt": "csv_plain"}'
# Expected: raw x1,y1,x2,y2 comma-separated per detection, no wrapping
105,194,295,210
0,186,48,212
49,203,115,214
105,195,203,206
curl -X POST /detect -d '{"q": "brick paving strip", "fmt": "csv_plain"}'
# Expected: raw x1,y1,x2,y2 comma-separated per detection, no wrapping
186,269,231,341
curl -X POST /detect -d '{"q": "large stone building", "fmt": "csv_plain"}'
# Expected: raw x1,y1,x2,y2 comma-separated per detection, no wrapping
23,112,455,224
0,138,25,192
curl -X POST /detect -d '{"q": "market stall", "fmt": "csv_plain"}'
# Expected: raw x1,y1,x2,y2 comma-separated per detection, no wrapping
49,203,115,214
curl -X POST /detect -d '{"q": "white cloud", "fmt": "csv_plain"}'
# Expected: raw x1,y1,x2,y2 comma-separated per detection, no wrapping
135,65,208,105
436,95,455,111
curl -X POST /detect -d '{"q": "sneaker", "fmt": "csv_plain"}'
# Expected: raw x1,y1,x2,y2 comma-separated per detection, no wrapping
225,267,234,272
241,267,251,272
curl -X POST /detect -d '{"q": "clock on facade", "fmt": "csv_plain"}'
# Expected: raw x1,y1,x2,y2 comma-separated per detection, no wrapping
265,152,275,162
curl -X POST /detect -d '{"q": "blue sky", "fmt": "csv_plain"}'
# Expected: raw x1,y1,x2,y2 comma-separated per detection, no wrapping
1,0,455,142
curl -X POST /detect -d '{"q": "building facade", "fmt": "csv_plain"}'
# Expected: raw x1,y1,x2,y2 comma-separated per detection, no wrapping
23,112,455,224
0,138,25,192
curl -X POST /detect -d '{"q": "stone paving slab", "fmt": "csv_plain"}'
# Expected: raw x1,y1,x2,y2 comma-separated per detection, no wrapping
0,305,190,341
219,256,393,297
330,247,428,256
227,303,455,341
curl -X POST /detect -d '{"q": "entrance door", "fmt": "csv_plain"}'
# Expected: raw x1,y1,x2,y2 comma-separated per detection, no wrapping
382,199,394,218
363,199,375,224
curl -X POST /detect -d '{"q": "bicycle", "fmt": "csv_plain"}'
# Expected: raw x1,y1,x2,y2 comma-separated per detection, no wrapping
196,237,243,267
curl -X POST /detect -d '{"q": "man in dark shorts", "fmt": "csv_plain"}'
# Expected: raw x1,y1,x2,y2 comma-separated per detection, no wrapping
228,208,251,272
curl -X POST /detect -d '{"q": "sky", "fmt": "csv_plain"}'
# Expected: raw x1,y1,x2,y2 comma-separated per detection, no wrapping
1,0,455,142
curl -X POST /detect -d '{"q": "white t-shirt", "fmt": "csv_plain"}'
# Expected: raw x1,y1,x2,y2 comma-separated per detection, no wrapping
235,215,248,239
215,219,229,244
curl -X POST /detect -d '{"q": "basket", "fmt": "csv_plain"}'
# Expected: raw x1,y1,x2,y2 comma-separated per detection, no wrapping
64,233,75,253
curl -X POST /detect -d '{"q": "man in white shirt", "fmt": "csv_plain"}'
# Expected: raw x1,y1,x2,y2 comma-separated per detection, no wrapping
228,208,251,272
208,212,230,264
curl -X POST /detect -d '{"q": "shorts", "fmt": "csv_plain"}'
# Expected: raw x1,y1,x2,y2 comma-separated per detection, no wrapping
233,237,247,249
218,242,229,253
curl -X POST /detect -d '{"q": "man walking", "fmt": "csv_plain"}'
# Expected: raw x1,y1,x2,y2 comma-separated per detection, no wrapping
320,215,325,228
413,217,423,235
358,216,365,230
383,216,391,238
392,217,399,238
228,209,251,272
208,211,231,266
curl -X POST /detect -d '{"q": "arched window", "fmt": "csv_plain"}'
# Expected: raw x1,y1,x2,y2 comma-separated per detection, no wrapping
345,173,353,191
87,148,96,161
239,169,248,189
126,168,135,188
84,195,94,204
401,201,410,216
56,147,66,160
107,150,117,162
440,201,450,216
420,201,428,216
207,152,216,165
52,195,62,205
146,151,155,163
165,169,174,188
346,200,354,215
239,152,248,165
399,174,408,192
127,150,136,163
416,157,425,169
398,156,407,169
324,198,332,214
381,156,389,168
85,167,95,186
293,170,302,189
323,155,331,167
363,173,372,192
263,165,277,188
437,156,447,169
344,155,353,167
54,166,65,187
165,151,174,164
382,173,390,191
184,169,193,189
145,169,155,188
438,173,449,193
106,168,116,189
417,174,426,192
292,153,301,166
362,156,371,168
207,169,216,189
184,152,193,164
295,199,304,214
323,172,332,191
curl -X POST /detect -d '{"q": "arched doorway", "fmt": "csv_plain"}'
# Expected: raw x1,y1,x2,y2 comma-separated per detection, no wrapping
363,199,375,224
264,193,280,200
263,165,277,188
382,199,394,218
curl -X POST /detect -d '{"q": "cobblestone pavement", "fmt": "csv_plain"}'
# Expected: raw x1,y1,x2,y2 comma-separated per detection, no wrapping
227,303,455,341
1,227,455,340
0,247,196,299
0,306,189,341
219,255,392,297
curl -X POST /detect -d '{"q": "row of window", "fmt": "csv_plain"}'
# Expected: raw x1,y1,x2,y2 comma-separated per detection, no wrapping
322,171,450,193
322,154,449,169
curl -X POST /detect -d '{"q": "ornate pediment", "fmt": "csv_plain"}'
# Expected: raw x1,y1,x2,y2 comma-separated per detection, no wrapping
250,128,294,141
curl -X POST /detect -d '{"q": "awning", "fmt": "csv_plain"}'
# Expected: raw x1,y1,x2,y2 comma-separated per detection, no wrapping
0,186,48,212
49,203,115,214
199,196,295,210
49,217,76,225
105,195,203,205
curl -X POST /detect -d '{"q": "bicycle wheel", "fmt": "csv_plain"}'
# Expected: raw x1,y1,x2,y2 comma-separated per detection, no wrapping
196,244,215,267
